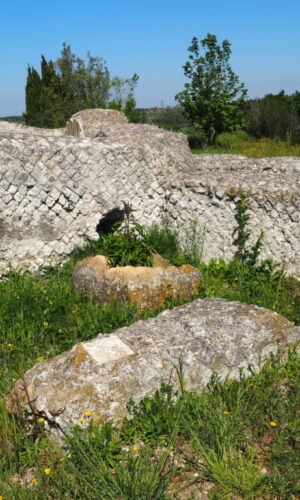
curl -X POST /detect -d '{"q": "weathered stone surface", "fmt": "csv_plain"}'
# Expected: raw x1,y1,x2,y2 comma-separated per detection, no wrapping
151,252,170,268
65,109,128,138
8,298,300,434
73,255,202,309
0,109,300,276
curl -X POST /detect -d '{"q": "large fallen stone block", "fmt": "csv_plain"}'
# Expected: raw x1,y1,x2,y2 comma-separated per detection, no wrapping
73,255,202,309
7,298,299,435
65,108,128,138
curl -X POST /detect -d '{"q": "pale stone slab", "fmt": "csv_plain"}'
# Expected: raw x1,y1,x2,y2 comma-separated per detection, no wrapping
8,298,300,435
83,335,134,365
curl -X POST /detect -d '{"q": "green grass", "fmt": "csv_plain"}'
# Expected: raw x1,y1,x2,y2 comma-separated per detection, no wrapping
0,220,299,498
1,353,299,498
147,120,300,157
192,135,300,158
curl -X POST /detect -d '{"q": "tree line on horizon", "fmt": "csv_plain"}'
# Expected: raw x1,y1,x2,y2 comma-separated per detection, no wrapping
24,37,300,146
148,91,300,148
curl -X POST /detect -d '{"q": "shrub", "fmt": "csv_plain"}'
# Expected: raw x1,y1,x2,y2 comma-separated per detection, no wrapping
143,224,181,264
181,126,207,149
97,232,153,267
215,130,251,148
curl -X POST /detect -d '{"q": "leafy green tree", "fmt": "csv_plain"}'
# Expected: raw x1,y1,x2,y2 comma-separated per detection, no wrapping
175,33,247,144
109,73,140,121
55,45,111,108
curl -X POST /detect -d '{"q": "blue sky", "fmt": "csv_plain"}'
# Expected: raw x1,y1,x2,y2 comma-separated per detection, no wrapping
1,0,300,116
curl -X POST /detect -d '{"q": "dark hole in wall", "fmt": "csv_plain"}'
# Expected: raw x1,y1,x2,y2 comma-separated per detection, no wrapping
96,208,125,235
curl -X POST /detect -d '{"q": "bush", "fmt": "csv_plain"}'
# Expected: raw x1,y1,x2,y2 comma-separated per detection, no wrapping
215,130,251,148
144,224,181,264
146,106,190,129
181,126,207,148
244,91,300,144
97,232,153,267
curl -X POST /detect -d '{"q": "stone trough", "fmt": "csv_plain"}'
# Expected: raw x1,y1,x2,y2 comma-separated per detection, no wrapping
73,255,202,309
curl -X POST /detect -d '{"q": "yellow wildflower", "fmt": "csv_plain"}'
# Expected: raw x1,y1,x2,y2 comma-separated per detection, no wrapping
269,421,277,427
44,468,51,475
38,417,45,423
31,477,38,483
223,411,230,415
43,321,48,328
7,343,13,348
77,418,84,424
132,446,139,452
84,410,92,417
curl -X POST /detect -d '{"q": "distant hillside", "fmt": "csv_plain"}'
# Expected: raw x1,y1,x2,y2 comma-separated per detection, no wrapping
0,115,25,123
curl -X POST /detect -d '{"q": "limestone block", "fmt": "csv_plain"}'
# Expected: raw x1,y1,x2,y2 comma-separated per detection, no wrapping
8,184,17,195
52,203,63,215
69,192,79,204
7,298,300,435
3,193,12,204
46,197,55,208
65,109,128,138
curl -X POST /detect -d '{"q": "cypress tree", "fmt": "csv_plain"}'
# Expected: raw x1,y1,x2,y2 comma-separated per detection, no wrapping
38,56,62,127
25,66,42,125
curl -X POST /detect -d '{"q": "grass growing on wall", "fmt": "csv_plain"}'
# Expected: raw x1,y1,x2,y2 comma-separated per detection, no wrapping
0,220,299,498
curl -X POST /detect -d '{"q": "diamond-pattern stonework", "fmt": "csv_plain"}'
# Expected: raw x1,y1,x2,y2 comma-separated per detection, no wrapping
0,109,299,276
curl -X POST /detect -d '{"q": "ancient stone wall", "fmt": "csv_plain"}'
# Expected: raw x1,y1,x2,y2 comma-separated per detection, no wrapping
0,109,299,277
